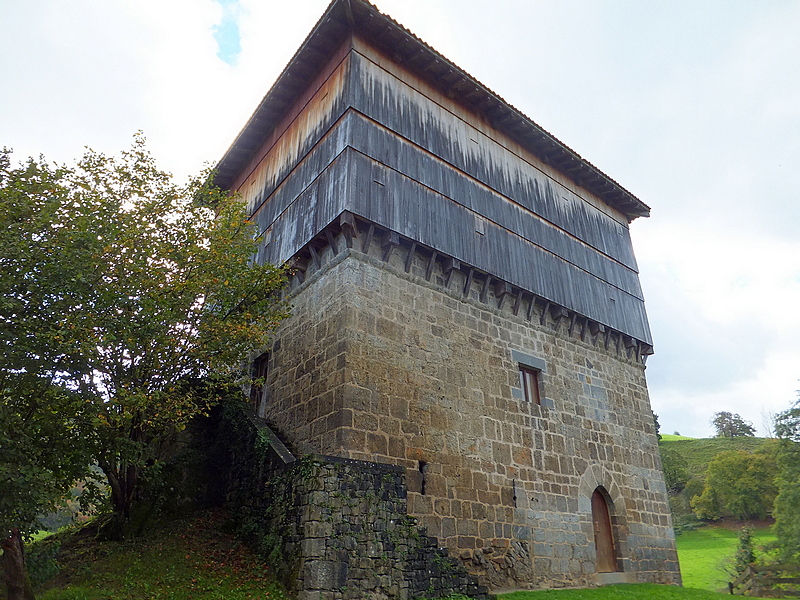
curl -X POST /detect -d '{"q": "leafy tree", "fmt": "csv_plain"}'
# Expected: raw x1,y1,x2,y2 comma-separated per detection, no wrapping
1,137,289,592
712,411,756,438
734,526,755,575
652,411,662,440
0,381,96,600
773,398,800,560
659,446,689,494
690,449,778,520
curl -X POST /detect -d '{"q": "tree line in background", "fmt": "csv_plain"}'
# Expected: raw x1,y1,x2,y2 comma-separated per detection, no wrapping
659,406,800,565
0,137,289,600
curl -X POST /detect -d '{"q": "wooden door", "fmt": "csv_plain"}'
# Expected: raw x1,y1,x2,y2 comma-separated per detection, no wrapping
591,488,619,573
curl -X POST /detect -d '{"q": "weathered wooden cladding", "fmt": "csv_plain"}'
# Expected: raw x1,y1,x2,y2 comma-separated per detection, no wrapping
285,212,653,363
252,137,652,343
233,42,353,214
347,45,637,266
233,32,653,344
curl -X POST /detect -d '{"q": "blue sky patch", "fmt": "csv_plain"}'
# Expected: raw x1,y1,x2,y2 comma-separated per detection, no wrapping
212,0,241,66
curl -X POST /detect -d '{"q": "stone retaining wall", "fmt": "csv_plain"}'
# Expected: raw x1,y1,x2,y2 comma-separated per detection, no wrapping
213,403,491,599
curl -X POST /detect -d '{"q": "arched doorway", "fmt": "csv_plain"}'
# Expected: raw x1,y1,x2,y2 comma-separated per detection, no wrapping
591,487,619,573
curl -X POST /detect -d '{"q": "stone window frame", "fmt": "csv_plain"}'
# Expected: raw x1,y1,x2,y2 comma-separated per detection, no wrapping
511,350,554,408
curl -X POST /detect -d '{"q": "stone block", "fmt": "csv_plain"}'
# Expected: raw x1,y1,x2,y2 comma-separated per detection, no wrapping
301,538,327,558
303,560,348,590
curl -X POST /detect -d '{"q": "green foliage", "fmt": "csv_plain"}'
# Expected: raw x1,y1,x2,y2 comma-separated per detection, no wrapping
660,434,694,441
658,436,773,481
0,137,290,533
0,383,96,538
26,538,62,587
711,411,755,438
773,399,800,561
658,436,775,531
690,449,777,520
660,446,689,494
653,411,662,440
733,526,755,575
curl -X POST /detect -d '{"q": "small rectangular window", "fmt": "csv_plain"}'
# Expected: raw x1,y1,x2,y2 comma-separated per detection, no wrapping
519,366,541,405
251,352,270,408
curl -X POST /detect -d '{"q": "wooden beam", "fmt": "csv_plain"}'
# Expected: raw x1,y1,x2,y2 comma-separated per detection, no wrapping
324,228,338,256
404,241,417,273
540,301,550,326
289,256,309,284
463,267,475,297
588,321,604,336
309,245,321,269
339,211,357,249
494,281,511,310
382,231,400,262
512,291,523,316
479,275,491,303
425,250,438,281
362,223,375,254
442,257,460,288
526,295,537,322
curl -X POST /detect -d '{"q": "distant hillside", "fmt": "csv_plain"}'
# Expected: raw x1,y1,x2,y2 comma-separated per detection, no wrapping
659,436,776,479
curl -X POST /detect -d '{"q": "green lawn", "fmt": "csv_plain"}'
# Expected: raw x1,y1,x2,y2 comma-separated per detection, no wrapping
497,583,734,599
660,434,695,441
675,524,776,592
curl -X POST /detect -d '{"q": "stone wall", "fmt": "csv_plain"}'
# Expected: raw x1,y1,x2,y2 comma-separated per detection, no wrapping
257,229,680,590
210,401,491,599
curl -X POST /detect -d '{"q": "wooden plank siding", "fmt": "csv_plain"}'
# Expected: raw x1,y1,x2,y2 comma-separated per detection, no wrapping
239,38,652,344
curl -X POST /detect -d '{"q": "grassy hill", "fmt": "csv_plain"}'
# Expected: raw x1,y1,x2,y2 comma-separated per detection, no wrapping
659,435,775,479
26,510,290,600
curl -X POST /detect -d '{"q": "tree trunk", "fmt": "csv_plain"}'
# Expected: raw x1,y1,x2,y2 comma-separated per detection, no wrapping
98,461,139,540
2,528,35,600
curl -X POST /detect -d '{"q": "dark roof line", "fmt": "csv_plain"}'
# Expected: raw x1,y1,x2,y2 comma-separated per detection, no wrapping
214,0,650,220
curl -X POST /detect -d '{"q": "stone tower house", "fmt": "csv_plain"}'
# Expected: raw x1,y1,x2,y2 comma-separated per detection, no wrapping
214,0,680,591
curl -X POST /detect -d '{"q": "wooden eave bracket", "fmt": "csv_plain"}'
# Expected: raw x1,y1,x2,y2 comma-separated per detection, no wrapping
442,256,460,288
382,230,400,262
549,305,569,322
588,321,605,337
339,211,358,248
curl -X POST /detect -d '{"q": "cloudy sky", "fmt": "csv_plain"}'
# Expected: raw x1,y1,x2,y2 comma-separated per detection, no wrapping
3,0,799,437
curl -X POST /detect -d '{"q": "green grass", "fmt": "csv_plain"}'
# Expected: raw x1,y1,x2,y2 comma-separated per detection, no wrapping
498,583,736,599
675,524,776,592
660,434,695,441
28,509,777,600
31,510,289,600
659,437,775,479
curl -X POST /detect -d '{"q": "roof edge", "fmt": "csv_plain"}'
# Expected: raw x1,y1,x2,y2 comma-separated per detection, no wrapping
214,0,650,221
